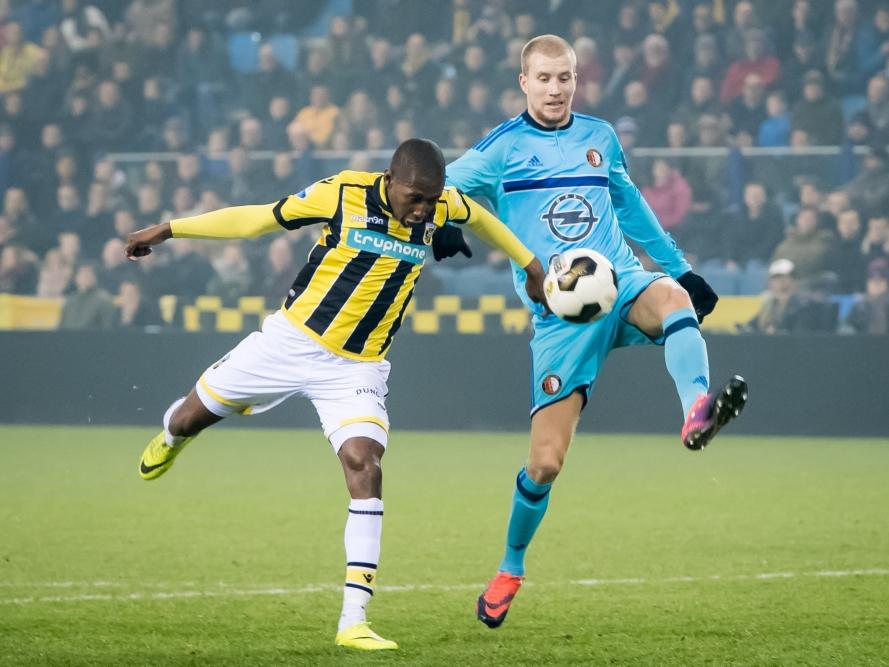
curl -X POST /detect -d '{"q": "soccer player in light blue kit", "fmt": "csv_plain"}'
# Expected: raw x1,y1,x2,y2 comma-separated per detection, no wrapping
445,35,748,628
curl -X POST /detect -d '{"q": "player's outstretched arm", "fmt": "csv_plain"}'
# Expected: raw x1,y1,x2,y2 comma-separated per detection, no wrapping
125,204,286,261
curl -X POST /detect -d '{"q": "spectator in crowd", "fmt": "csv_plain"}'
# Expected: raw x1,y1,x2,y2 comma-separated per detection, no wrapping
135,182,163,228
172,152,204,197
0,244,39,294
747,258,820,333
59,0,110,63
722,181,786,269
0,21,45,94
22,50,63,129
682,33,723,95
826,207,866,293
844,258,889,333
362,37,398,109
616,80,663,146
791,69,845,145
97,237,136,292
758,90,792,146
424,78,458,144
676,76,720,137
720,28,780,104
602,41,637,112
36,247,72,298
254,235,295,304
860,2,889,78
83,180,114,255
59,262,116,329
631,33,678,110
781,30,823,104
175,24,228,137
725,1,771,61
861,213,889,265
573,36,602,88
153,237,213,301
115,279,163,329
864,73,889,144
823,0,869,96
640,158,692,233
205,242,252,305
398,33,440,111
772,205,834,282
87,80,133,154
844,143,889,216
295,84,340,148
242,43,297,118
727,72,768,145
263,96,292,149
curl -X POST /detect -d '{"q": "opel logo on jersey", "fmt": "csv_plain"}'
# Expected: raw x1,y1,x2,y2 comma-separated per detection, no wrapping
586,148,603,167
542,193,598,242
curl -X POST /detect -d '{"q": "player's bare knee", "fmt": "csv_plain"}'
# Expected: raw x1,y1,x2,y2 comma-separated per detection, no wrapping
338,438,383,475
665,282,693,312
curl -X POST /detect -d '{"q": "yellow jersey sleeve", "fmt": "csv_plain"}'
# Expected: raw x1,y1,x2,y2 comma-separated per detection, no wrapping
170,204,283,239
273,175,341,230
170,175,341,239
450,189,535,268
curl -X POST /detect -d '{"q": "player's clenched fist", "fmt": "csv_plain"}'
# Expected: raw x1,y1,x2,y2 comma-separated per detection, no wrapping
125,222,172,260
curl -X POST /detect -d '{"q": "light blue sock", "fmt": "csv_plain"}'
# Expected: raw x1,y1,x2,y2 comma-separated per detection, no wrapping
663,307,710,417
499,467,552,576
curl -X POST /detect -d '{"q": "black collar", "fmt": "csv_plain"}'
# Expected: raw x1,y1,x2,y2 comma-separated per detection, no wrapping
522,110,574,132
371,174,393,213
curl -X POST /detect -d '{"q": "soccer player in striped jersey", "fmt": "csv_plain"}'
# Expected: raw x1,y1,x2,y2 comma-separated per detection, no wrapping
125,139,546,650
445,35,748,629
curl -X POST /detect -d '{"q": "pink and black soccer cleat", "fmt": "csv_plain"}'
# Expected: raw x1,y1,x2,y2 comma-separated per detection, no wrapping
476,572,524,628
681,375,748,451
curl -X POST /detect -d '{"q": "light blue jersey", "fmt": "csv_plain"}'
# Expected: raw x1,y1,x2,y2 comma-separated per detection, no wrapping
447,111,691,313
447,111,694,412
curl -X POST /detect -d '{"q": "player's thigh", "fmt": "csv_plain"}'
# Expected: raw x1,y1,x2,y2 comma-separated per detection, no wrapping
196,313,311,417
529,314,613,416
307,357,391,454
625,276,692,337
528,391,584,480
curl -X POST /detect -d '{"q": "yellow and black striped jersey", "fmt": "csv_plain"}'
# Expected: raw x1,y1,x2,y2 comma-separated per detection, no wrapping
170,169,534,361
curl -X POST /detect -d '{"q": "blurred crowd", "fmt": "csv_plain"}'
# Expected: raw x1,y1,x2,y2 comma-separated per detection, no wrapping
0,0,888,334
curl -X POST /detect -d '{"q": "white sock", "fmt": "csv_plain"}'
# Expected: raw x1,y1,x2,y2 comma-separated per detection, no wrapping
338,497,383,633
162,397,186,446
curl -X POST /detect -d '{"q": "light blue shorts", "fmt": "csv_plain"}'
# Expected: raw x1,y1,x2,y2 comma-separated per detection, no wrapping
530,267,668,414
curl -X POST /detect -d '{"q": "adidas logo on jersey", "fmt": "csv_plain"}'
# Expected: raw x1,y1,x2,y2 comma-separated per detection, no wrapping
526,155,543,167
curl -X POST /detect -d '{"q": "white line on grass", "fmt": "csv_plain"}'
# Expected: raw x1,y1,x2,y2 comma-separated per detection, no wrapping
2,568,887,606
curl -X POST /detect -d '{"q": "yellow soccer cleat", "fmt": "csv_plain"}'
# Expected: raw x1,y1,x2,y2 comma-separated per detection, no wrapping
138,431,194,481
335,622,398,651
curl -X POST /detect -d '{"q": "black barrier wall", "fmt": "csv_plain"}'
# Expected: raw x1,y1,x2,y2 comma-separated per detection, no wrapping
2,331,887,437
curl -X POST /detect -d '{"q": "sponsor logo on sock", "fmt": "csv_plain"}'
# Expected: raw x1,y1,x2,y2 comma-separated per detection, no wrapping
363,573,374,583
693,375,709,389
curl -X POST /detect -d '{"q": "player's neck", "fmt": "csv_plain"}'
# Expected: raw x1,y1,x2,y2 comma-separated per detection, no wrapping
522,109,574,131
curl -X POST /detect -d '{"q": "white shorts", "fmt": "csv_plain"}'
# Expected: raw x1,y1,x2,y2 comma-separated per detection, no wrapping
196,311,391,452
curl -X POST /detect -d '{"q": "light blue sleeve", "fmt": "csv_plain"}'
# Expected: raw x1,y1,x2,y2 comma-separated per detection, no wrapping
446,147,501,204
606,126,692,278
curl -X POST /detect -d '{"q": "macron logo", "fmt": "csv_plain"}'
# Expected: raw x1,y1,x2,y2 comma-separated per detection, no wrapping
349,229,427,264
526,155,542,167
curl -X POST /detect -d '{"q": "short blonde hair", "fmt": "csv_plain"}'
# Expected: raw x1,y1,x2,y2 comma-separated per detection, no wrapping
521,34,576,74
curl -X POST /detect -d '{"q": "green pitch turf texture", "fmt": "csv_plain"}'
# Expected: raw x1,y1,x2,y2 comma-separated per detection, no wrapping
1,426,888,666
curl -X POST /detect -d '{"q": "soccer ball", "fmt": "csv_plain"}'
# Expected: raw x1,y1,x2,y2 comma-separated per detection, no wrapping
543,249,618,323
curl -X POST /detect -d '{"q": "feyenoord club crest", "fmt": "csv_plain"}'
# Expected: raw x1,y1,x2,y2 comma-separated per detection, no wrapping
586,148,602,167
542,374,562,395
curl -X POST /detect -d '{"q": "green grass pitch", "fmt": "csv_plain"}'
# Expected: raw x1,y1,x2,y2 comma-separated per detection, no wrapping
1,425,888,665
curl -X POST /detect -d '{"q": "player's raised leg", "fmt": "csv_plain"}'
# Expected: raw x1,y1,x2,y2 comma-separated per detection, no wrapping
477,392,583,628
139,388,221,480
333,432,397,651
629,279,747,450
